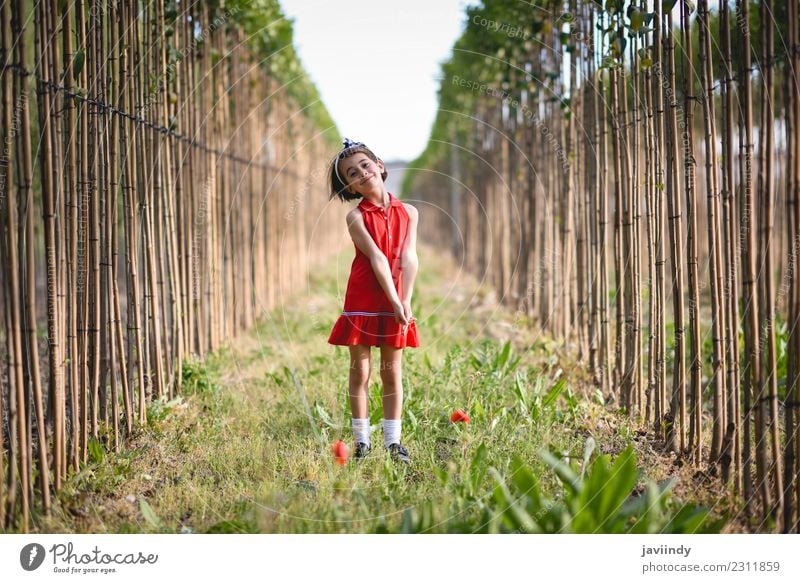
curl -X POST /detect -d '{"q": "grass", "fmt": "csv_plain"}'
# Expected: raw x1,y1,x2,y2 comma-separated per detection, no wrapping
30,244,724,534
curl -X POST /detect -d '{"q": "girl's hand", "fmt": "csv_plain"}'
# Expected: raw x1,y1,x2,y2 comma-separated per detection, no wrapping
400,301,415,338
402,300,414,324
392,300,409,326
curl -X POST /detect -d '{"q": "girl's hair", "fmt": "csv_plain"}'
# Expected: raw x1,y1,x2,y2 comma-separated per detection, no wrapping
328,143,389,202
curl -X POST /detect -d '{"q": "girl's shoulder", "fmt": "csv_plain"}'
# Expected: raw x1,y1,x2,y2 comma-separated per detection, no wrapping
401,202,418,220
346,206,364,223
344,207,366,237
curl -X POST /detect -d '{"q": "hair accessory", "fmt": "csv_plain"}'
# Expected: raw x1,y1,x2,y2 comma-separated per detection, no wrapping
334,137,366,186
342,137,363,150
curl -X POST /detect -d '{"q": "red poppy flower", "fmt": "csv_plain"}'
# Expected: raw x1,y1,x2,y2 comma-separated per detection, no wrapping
450,409,471,423
331,440,348,465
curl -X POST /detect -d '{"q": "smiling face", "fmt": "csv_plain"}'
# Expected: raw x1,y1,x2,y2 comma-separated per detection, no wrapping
328,145,390,202
338,152,385,196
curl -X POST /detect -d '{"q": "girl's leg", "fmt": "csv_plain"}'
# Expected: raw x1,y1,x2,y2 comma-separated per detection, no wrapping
348,345,371,419
379,346,408,459
379,345,403,420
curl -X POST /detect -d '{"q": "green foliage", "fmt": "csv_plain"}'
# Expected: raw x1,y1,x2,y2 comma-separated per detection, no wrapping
404,0,790,199
146,395,184,426
88,437,105,464
397,443,498,534
405,0,558,195
512,371,576,422
312,400,337,428
225,0,339,145
139,499,168,532
468,339,521,379
489,439,723,533
182,357,219,397
773,315,791,399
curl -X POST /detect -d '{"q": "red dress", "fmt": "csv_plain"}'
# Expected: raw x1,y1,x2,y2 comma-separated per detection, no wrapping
328,192,419,348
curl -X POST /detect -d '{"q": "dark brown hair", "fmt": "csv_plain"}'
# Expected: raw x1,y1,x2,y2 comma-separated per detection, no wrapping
328,144,389,202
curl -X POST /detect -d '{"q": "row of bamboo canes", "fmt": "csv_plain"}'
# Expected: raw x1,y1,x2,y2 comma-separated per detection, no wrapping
0,0,337,531
409,0,800,531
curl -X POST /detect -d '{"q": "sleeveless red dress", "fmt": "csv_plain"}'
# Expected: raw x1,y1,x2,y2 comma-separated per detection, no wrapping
328,192,419,348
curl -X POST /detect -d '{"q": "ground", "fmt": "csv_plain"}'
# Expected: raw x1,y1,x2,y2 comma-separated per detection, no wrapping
29,243,741,534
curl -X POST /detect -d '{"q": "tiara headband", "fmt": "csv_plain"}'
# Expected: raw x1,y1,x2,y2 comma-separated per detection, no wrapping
333,137,366,187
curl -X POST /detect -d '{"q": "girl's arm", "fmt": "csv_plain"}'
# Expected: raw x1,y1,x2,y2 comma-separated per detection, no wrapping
346,210,408,324
401,204,419,308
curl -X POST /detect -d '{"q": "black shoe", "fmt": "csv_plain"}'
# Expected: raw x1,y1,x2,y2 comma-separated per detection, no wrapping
387,442,411,465
354,442,371,460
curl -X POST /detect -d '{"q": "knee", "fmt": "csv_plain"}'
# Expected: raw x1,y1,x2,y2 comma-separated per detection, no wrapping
379,361,402,386
349,361,371,387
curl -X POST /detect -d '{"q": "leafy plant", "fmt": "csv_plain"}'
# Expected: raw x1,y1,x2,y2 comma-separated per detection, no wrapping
489,439,722,533
512,371,576,422
147,395,184,426
182,357,219,397
469,340,521,379
88,437,105,464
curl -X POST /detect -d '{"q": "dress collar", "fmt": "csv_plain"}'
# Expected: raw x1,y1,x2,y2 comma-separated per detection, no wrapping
357,192,402,213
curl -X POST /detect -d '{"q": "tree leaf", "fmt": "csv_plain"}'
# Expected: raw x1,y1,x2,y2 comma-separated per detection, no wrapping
72,49,85,81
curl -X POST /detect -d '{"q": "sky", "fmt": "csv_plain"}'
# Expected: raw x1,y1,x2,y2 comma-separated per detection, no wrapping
279,0,473,162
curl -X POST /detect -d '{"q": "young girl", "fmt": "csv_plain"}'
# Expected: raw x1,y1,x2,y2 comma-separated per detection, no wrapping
327,138,419,464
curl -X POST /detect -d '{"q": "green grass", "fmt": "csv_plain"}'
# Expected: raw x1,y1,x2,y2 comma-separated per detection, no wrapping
32,245,720,534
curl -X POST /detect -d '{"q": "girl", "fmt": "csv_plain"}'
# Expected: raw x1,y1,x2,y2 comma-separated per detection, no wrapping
327,138,419,464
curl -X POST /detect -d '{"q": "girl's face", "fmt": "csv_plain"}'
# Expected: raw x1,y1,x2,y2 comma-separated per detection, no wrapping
338,152,385,196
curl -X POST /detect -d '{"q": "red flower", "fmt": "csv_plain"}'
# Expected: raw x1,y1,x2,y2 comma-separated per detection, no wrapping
450,409,471,423
331,440,348,465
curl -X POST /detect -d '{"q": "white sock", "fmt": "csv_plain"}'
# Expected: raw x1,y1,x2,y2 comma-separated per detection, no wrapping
383,419,401,447
352,418,370,446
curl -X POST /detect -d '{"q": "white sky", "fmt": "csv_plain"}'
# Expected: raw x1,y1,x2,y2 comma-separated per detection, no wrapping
279,0,473,162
